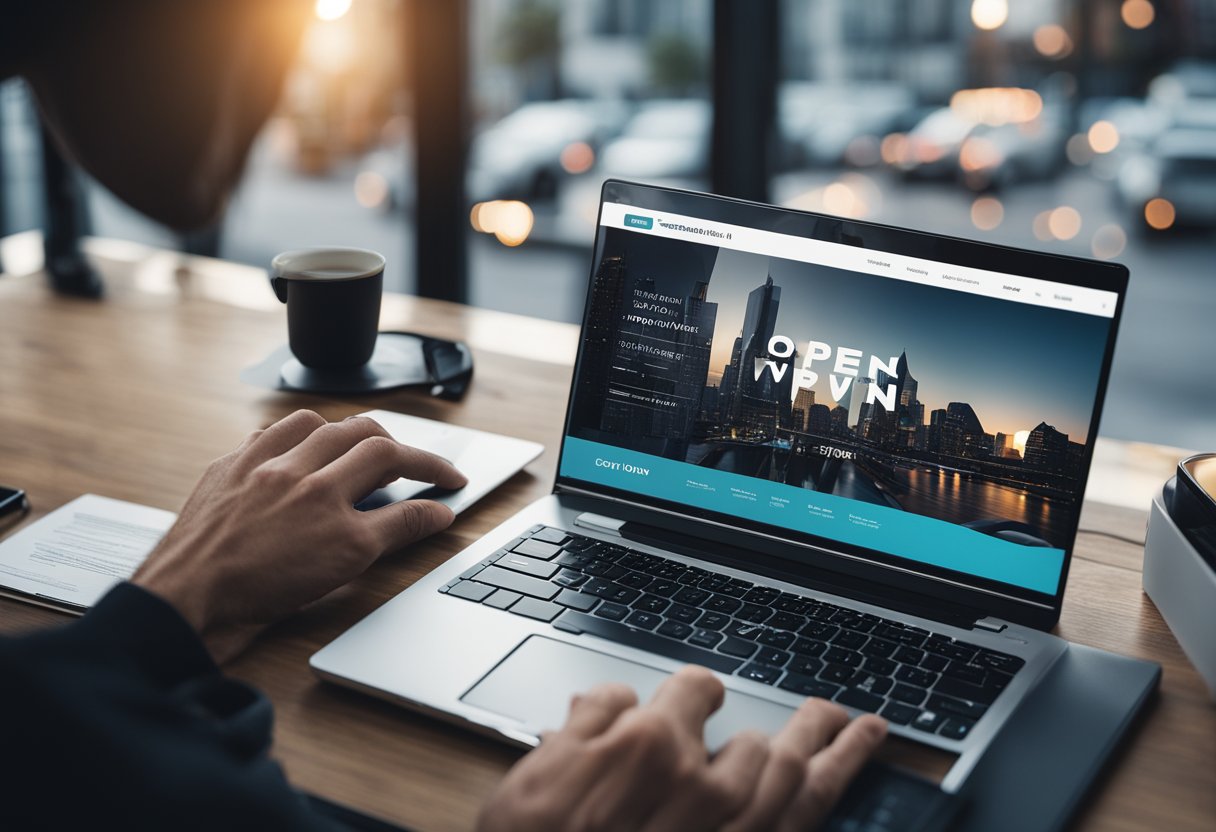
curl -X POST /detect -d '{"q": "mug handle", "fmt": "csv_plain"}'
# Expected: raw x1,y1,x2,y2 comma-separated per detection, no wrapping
270,275,289,303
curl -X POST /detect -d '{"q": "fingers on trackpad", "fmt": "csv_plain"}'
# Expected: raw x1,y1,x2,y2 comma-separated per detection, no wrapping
461,635,795,749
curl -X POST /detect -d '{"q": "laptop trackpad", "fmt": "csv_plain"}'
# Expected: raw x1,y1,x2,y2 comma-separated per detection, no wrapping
461,636,795,751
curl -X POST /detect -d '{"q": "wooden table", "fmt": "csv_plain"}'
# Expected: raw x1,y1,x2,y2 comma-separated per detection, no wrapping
1,236,1213,831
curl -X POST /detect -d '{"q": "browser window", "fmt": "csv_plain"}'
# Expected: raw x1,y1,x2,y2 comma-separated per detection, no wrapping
560,199,1119,597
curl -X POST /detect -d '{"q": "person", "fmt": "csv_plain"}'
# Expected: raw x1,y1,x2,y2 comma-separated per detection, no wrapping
2,411,888,830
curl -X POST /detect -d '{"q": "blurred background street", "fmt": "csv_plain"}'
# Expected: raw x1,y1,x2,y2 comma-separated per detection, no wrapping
2,0,1213,448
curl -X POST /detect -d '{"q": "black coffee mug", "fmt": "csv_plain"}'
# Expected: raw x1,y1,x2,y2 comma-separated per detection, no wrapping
270,248,385,369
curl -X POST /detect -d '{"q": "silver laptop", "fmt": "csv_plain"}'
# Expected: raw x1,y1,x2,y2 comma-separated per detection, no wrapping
312,180,1127,789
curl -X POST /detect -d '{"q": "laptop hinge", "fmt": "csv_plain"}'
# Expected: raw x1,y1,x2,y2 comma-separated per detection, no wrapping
973,617,1008,633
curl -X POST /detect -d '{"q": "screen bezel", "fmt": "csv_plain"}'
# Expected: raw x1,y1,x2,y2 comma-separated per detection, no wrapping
554,179,1128,629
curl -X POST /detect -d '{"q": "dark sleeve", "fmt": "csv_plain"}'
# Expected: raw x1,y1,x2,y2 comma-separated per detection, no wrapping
0,583,338,831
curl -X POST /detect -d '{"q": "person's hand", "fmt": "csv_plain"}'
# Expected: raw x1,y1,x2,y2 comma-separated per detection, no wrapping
133,409,467,662
478,666,887,832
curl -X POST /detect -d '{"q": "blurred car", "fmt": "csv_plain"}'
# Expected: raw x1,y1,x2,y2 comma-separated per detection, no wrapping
890,107,977,180
468,99,628,203
598,99,710,181
778,82,915,169
958,104,1068,191
1118,128,1216,231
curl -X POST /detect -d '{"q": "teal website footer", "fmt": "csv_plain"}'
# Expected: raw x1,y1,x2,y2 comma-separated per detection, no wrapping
560,437,1064,594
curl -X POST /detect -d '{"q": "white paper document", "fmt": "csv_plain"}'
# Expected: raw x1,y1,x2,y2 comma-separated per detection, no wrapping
0,494,176,613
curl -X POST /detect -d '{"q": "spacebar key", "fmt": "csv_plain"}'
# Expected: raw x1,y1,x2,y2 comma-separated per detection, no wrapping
555,611,743,674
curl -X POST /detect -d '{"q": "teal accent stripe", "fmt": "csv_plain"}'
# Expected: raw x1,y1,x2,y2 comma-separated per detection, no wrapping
624,213,654,229
560,437,1063,594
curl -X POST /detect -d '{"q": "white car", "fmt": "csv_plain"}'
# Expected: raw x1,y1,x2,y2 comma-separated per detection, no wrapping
1118,128,1216,230
599,99,711,181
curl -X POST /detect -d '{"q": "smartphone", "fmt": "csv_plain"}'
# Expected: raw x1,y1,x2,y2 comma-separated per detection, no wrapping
0,486,30,523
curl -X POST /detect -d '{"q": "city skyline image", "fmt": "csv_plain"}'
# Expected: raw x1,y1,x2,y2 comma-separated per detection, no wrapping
571,227,1116,551
704,246,1110,443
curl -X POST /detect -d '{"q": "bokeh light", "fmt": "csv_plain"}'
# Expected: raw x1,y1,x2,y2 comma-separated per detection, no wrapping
1087,120,1120,154
315,0,352,22
559,142,595,175
1065,133,1094,166
971,196,1004,231
1033,24,1073,59
1033,210,1054,241
1048,206,1082,240
1144,198,1176,230
950,88,1042,126
971,0,1008,31
470,200,535,246
1092,224,1128,260
1121,0,1155,29
353,170,388,209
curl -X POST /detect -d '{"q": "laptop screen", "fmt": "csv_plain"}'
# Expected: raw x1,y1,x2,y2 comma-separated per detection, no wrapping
558,183,1121,603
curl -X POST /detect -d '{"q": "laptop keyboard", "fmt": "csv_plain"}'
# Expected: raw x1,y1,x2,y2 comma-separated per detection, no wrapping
440,525,1026,742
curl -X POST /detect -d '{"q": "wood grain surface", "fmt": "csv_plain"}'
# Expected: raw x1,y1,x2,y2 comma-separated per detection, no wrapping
1,246,1212,832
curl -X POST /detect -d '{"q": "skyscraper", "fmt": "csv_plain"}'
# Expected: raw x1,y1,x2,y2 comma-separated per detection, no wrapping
728,275,783,436
1024,422,1069,473
792,387,816,431
847,377,872,430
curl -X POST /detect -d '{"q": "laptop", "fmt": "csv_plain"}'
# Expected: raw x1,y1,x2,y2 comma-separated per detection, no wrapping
312,180,1127,780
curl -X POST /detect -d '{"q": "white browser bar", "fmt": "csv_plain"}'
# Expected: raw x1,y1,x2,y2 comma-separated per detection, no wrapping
600,201,1118,318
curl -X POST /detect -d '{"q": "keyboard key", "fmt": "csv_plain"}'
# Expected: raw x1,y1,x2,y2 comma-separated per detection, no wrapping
895,629,927,648
758,629,795,649
615,571,652,590
688,629,724,648
458,562,488,581
823,647,862,667
775,594,813,615
880,702,920,725
555,611,743,674
943,662,987,686
553,568,587,588
926,694,988,721
977,649,1025,674
861,637,897,658
666,604,700,624
476,566,560,600
920,653,949,672
447,581,494,602
736,603,774,623
625,611,662,630
800,622,839,641
555,551,593,570
719,580,751,598
724,621,766,641
694,611,730,630
719,637,759,659
819,664,855,685
484,589,521,609
933,675,1001,705
789,655,823,676
513,539,561,560
863,656,897,676
792,638,827,657
894,666,938,688
673,587,711,606
778,673,841,699
657,620,694,641
742,587,780,605
889,683,927,706
833,630,868,650
646,579,681,597
929,641,977,662
705,594,743,614
632,594,670,614
939,718,975,741
583,579,641,605
510,597,563,622
562,536,597,552
768,612,807,632
756,647,791,667
594,602,630,621
530,527,569,545
495,553,559,579
852,673,893,695
893,646,925,665
911,709,945,733
738,663,782,685
584,561,629,581
554,589,599,612
836,687,885,713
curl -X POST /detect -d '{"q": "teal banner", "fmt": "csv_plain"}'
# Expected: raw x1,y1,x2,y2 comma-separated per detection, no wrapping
560,437,1064,594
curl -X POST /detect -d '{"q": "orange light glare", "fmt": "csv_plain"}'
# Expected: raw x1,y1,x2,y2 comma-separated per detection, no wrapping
1144,198,1175,230
1033,24,1072,58
470,200,535,246
353,171,388,209
880,133,908,165
1087,120,1120,154
971,0,1008,31
560,142,595,175
1048,206,1082,240
959,137,1003,172
950,88,1042,126
971,197,1004,230
1121,0,1155,29
315,0,352,22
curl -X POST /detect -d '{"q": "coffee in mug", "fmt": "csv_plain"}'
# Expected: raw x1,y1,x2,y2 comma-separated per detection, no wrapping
270,247,385,369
